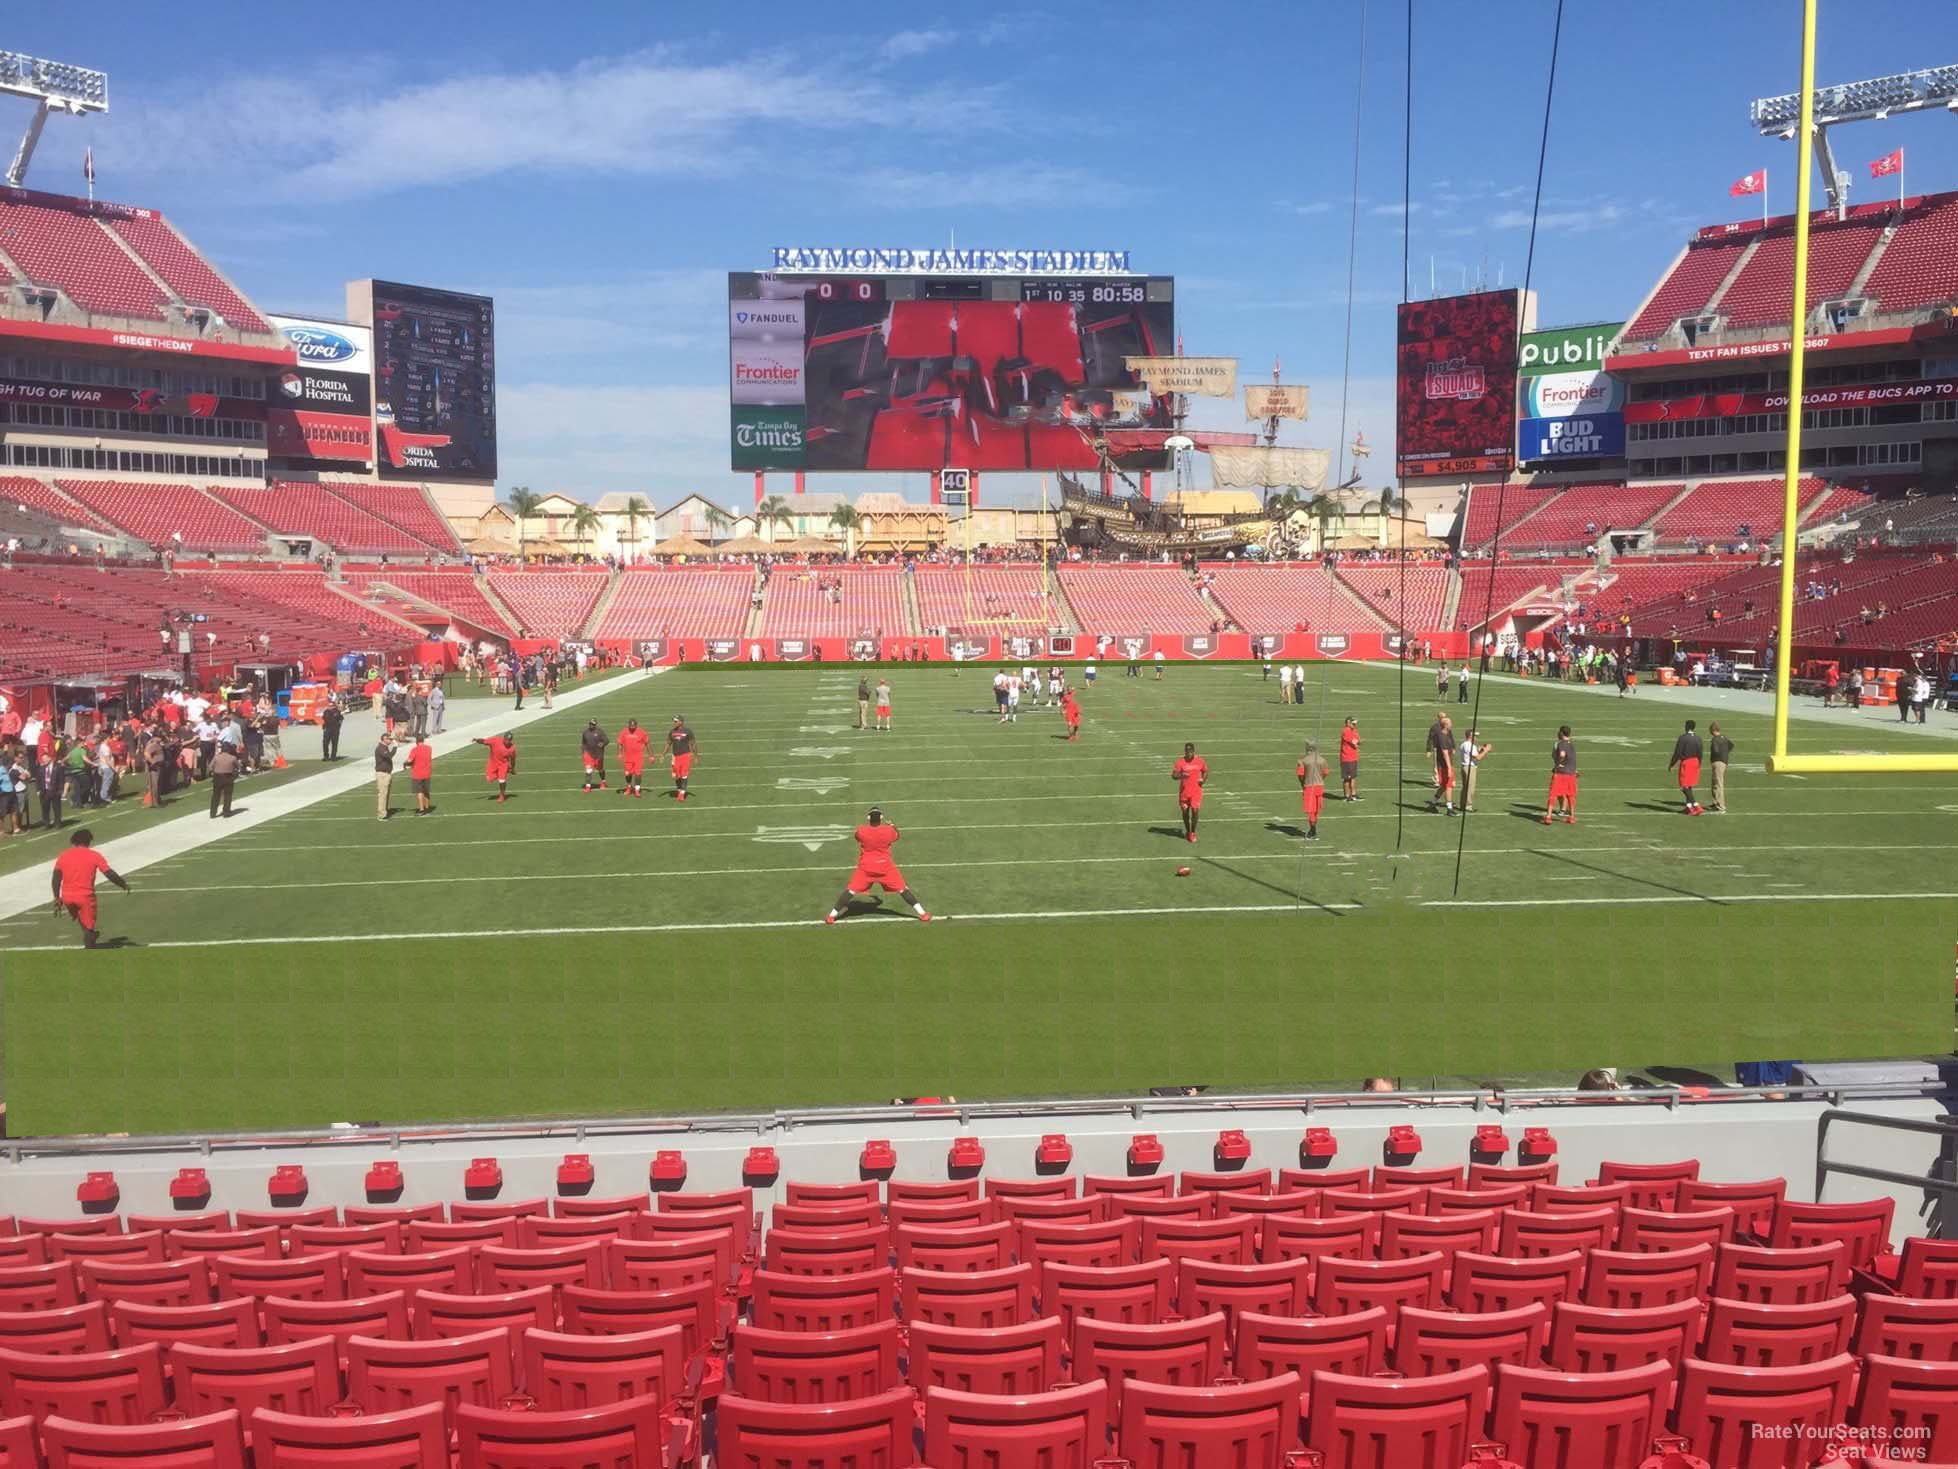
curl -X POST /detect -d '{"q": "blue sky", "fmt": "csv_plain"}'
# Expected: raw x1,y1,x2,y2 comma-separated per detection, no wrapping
11,0,1958,508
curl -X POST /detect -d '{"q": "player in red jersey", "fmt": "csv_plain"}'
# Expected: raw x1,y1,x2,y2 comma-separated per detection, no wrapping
580,720,609,792
1669,719,1705,815
1060,686,1081,741
1296,740,1330,840
825,805,930,924
617,718,651,797
1544,724,1578,824
1339,716,1362,801
50,828,128,948
1172,742,1208,843
473,732,516,802
662,716,697,801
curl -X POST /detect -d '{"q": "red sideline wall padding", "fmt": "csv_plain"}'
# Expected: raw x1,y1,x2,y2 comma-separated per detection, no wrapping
598,631,1475,665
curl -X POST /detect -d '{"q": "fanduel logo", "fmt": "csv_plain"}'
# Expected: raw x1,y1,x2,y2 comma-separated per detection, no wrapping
1426,358,1486,401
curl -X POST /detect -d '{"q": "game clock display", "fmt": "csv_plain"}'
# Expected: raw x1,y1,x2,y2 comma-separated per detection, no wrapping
1019,279,1150,305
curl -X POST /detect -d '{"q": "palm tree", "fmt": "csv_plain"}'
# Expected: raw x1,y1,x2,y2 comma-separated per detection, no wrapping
567,503,601,562
757,494,795,543
1312,494,1341,554
506,487,541,562
620,496,649,560
829,504,862,559
702,502,732,543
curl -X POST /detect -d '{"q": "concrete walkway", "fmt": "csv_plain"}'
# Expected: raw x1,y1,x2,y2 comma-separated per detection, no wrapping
0,669,665,926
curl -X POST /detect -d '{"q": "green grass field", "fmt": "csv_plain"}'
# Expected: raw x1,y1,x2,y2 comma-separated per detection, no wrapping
4,660,1954,1136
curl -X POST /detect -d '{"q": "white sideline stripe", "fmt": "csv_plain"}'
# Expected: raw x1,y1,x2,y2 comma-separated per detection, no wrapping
121,842,1958,895
7,890,1948,952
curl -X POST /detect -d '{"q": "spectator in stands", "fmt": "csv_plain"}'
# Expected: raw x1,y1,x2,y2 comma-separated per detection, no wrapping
1363,1077,1396,1093
1577,1068,1620,1092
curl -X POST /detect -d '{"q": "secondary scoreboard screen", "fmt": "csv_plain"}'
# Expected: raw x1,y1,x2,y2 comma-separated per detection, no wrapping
728,272,1174,472
353,279,498,479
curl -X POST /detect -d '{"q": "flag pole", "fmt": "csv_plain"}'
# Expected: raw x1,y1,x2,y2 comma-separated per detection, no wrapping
1762,166,1769,224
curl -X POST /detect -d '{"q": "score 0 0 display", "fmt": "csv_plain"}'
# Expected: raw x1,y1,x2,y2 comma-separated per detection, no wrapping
728,272,1174,472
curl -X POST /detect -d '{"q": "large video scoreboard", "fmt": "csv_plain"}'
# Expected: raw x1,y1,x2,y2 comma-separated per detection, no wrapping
728,272,1175,473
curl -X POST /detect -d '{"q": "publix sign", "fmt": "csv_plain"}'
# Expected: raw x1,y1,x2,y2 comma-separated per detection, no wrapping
1518,322,1620,376
1517,321,1626,465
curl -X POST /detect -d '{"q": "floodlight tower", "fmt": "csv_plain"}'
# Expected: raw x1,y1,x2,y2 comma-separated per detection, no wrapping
1750,63,1958,219
1,50,108,189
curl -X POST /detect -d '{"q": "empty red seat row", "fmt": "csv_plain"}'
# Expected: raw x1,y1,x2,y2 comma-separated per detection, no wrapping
0,197,171,320
1714,219,1887,328
914,566,1057,631
1861,195,1958,314
1498,482,1685,550
1332,564,1452,631
1457,483,1565,551
1056,566,1216,635
206,483,436,556
324,482,463,554
760,569,906,638
482,570,608,638
102,212,272,336
53,480,268,553
596,569,755,640
1625,235,1752,340
1204,564,1393,634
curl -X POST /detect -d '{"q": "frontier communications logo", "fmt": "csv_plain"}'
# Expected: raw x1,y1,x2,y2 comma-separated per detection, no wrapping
1425,357,1487,401
731,406,805,470
731,344,804,405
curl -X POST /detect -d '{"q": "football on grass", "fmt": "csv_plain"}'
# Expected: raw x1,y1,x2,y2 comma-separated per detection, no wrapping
1175,866,1191,877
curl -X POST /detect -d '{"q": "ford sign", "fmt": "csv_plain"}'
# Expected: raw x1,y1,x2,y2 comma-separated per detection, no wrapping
281,325,359,365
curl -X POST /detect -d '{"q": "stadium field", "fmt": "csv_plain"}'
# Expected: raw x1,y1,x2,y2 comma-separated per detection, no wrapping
4,660,1953,1136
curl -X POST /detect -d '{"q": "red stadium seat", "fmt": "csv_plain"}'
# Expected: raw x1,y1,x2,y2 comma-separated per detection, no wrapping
786,1182,882,1209
906,1317,1065,1397
1180,1169,1273,1197
168,1229,280,1261
1501,1208,1618,1258
0,1242,42,1270
411,1286,555,1343
16,1220,121,1241
1700,1293,1858,1368
1304,1364,1489,1469
407,1218,519,1251
455,1396,669,1469
729,1320,902,1404
448,1201,547,1225
611,1229,738,1294
1451,1251,1587,1314
1214,1189,1319,1220
1850,1354,1958,1464
344,1328,517,1429
1036,1260,1171,1333
1485,1358,1676,1469
0,1416,31,1469
1323,1188,1427,1236
1532,1182,1633,1217
657,1191,755,1261
129,1213,229,1237
1582,1244,1715,1309
893,1222,1013,1274
1379,1208,1502,1268
1103,1195,1207,1224
987,1178,1077,1204
560,1283,720,1365
108,1299,260,1352
39,1408,248,1469
887,1180,980,1207
995,1196,1104,1227
749,1269,894,1334
476,1242,604,1294
342,1204,444,1226
0,1301,107,1361
1138,1213,1258,1268
1671,1354,1856,1469
718,1385,916,1469
1375,1165,1465,1192
1470,1163,1560,1188
77,1257,212,1309
249,1401,447,1467
1547,1297,1701,1375
0,1262,79,1312
291,1222,402,1255
47,1232,164,1267
167,1337,340,1420
1677,1178,1787,1240
1883,1237,1958,1300
1312,1252,1445,1317
1856,1294,1958,1361
1114,1373,1300,1469
771,1202,884,1233
1173,1257,1311,1330
1260,1213,1372,1272
1083,1176,1173,1202
1237,1308,1390,1399
516,1213,633,1249
554,1193,651,1219
1016,1216,1138,1270
920,1381,1104,1468
210,1252,344,1305
1069,1311,1227,1415
1436,1184,1530,1216
888,1197,994,1230
1594,1160,1698,1211
901,1264,1035,1329
345,1245,475,1298
1711,1241,1850,1305
1393,1303,1549,1382
762,1226,889,1278
261,1291,410,1353
0,1342,167,1426
519,1324,689,1410
234,1208,338,1236
1620,1205,1737,1253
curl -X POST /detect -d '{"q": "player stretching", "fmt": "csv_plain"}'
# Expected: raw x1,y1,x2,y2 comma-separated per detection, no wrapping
1296,740,1329,840
1172,742,1208,844
825,805,931,924
473,732,516,802
1061,685,1082,741
1339,717,1361,801
1669,719,1705,815
51,828,128,949
1544,724,1578,824
617,718,650,797
663,716,697,802
580,720,609,792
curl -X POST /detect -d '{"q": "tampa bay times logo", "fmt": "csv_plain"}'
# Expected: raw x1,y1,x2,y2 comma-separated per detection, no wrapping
1425,357,1486,401
730,406,804,468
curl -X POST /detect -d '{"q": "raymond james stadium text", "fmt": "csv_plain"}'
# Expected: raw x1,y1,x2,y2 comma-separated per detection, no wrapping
772,247,1132,275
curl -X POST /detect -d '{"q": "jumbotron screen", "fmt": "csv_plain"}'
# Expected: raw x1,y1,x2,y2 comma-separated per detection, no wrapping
728,272,1175,473
354,279,498,479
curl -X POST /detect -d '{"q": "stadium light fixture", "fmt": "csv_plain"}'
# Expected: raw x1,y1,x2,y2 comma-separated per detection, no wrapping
1751,61,1958,216
0,49,108,190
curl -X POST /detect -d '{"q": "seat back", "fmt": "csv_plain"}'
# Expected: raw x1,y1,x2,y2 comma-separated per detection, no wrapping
559,1282,717,1359
1855,1294,1958,1362
1435,1184,1530,1216
888,1197,994,1230
0,1263,79,1312
1321,1188,1426,1240
920,1380,1107,1469
906,1317,1064,1398
0,1302,111,1356
78,1257,212,1309
291,1222,403,1255
1392,1303,1549,1380
785,1181,882,1209
554,1193,652,1219
729,1320,902,1405
1082,1175,1175,1202
344,1327,517,1429
1700,1294,1858,1368
1173,1257,1311,1332
654,1193,754,1260
475,1242,603,1294
1850,1354,1958,1465
1068,1310,1226,1416
1531,1182,1632,1217
1711,1241,1849,1305
1896,1237,1958,1300
887,1180,980,1207
344,1245,475,1298
1449,1249,1586,1314
1103,1195,1209,1224
166,1227,279,1261
1277,1167,1371,1194
893,1222,1014,1274
47,1231,165,1267
519,1324,687,1411
1547,1297,1702,1375
107,1299,260,1352
1313,1251,1445,1316
717,1384,915,1469
249,1401,447,1466
1180,1169,1273,1197
407,1218,519,1251
1137,1213,1258,1268
1379,1208,1501,1264
771,1202,884,1233
1235,1308,1389,1383
39,1407,249,1469
606,1229,736,1293
1260,1213,1370,1270
1304,1364,1489,1469
1116,1374,1300,1469
1215,1189,1320,1219
900,1263,1035,1329
454,1396,666,1469
1468,1163,1559,1189
1035,1260,1171,1335
1487,1358,1675,1469
210,1251,344,1304
1620,1205,1736,1253
986,1178,1078,1203
1676,1178,1786,1238
762,1226,890,1277
993,1196,1103,1227
750,1268,895,1334
515,1212,634,1250
0,1343,166,1426
1595,1159,1701,1204
1499,1207,1617,1258
167,1336,341,1419
1016,1217,1137,1271
0,1415,30,1469
262,1292,409,1353
1582,1244,1714,1309
409,1286,554,1343
1769,1197,1895,1271
1672,1354,1856,1468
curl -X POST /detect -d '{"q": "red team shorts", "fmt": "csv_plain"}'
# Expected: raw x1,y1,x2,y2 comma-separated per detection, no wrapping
1302,787,1325,820
672,753,694,778
1677,757,1701,788
583,753,603,772
622,759,644,777
63,897,97,930
1436,765,1454,791
1549,773,1578,801
1180,786,1204,810
484,761,510,784
848,864,905,894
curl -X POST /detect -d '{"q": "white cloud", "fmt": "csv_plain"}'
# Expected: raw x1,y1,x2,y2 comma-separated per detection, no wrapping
1488,203,1627,233
854,164,1134,209
881,29,959,61
498,383,731,496
491,270,728,362
1369,201,1421,217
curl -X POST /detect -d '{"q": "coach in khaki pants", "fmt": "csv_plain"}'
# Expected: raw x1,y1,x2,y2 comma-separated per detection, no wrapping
373,733,396,821
1708,721,1733,812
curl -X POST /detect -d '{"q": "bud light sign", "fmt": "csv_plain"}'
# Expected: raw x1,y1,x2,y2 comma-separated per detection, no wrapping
1518,414,1625,463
